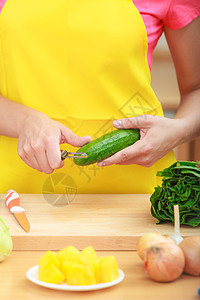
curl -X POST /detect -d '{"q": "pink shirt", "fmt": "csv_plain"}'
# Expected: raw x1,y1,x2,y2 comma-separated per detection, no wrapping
134,0,200,69
0,0,200,70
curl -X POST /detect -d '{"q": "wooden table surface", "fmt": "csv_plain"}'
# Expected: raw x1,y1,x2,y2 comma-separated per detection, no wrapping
1,194,199,299
0,194,199,251
1,250,199,300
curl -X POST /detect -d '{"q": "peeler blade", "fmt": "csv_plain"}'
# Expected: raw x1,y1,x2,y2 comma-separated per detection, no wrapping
61,150,87,160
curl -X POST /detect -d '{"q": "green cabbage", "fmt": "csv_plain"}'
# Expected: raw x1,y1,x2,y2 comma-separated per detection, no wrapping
0,216,13,261
150,161,200,227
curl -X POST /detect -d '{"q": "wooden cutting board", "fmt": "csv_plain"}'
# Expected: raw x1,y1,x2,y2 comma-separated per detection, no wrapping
0,194,199,250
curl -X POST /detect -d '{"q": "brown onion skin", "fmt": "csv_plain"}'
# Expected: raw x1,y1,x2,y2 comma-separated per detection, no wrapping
136,233,175,261
144,242,185,282
179,236,200,276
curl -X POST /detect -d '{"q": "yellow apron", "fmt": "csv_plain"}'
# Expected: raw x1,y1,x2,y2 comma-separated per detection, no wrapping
0,0,176,194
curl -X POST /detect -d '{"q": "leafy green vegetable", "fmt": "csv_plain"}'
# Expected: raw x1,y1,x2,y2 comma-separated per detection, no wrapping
0,216,13,261
150,161,200,227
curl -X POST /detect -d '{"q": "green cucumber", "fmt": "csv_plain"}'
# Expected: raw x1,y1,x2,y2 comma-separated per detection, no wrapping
74,129,140,166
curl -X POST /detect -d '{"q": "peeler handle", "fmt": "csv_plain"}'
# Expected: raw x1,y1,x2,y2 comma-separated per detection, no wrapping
5,189,21,213
61,150,68,160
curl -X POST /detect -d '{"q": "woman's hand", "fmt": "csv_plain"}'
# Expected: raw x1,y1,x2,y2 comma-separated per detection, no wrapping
17,113,91,173
97,114,187,168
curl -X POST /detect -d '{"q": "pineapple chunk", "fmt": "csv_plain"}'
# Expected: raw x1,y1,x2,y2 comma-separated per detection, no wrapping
100,256,119,283
39,251,60,269
39,261,65,284
57,245,80,263
79,246,100,283
62,261,96,285
80,246,98,262
38,251,64,284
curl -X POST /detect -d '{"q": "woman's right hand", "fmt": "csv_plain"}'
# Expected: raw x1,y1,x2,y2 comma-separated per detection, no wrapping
17,112,91,173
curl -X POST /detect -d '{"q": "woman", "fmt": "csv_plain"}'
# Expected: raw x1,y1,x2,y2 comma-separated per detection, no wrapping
0,0,199,193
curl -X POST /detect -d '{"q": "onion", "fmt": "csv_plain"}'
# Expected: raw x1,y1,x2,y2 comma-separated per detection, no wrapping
136,233,175,260
144,242,185,282
179,236,200,276
0,216,13,262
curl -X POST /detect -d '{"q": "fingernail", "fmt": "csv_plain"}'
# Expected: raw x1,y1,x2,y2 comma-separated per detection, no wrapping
97,161,106,167
113,120,122,128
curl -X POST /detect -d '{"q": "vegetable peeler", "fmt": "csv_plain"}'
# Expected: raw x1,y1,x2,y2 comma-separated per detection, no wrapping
5,190,30,233
61,150,87,160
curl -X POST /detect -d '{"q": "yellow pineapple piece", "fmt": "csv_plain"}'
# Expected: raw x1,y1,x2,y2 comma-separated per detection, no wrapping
57,245,80,263
92,259,101,284
61,260,72,280
79,246,100,283
38,260,65,284
62,261,96,285
100,256,119,283
80,246,98,261
39,251,60,269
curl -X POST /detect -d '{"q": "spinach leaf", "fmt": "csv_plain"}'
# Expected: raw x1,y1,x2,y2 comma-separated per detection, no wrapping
150,161,200,227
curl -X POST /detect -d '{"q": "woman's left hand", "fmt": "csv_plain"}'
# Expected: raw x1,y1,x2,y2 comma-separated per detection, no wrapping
97,114,187,168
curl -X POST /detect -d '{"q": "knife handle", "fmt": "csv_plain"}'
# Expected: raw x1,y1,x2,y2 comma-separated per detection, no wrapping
5,189,23,213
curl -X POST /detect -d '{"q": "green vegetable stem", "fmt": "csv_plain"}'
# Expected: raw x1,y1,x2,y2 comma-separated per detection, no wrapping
150,161,200,227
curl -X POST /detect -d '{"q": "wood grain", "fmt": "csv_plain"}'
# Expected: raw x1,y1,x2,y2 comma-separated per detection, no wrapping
0,194,199,250
1,251,199,300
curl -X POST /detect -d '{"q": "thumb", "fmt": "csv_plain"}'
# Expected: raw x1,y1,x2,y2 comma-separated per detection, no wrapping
113,114,159,129
60,124,91,147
